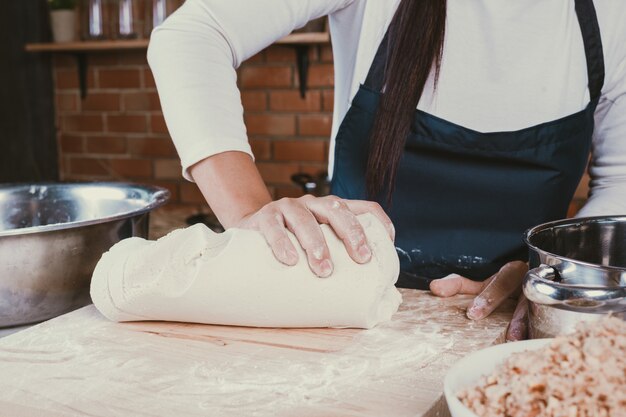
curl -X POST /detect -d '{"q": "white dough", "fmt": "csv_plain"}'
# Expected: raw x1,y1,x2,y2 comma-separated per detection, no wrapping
90,213,402,329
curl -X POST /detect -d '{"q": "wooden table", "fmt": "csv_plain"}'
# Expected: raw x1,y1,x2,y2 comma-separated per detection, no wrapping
0,290,513,417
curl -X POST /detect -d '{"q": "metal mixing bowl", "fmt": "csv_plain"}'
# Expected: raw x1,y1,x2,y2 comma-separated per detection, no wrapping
523,216,626,338
0,182,169,328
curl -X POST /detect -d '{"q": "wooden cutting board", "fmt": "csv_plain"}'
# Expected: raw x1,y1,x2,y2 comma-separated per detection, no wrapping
0,290,514,417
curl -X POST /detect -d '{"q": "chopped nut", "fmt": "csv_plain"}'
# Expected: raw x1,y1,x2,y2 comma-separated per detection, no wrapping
458,317,626,417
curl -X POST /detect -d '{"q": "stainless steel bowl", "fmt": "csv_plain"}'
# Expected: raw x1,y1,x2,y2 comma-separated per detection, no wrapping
523,216,626,338
0,182,169,328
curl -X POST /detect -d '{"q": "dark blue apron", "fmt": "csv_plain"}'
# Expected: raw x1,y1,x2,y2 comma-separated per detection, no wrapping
330,0,605,289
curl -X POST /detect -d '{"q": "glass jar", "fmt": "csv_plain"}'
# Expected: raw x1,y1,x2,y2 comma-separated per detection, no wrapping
144,0,181,38
114,0,137,39
81,0,108,40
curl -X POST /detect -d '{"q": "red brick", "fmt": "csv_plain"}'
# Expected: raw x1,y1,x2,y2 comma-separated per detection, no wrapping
107,115,147,133
245,52,265,63
69,157,108,176
99,68,141,88
263,45,316,62
180,182,206,204
53,55,74,68
143,68,156,88
322,90,334,112
150,114,168,133
123,92,162,111
55,69,96,90
58,156,68,179
82,93,120,111
256,162,299,184
89,54,119,66
245,114,295,136
63,115,104,132
59,135,83,153
128,137,176,157
106,158,153,178
265,47,295,62
250,139,271,160
56,93,79,112
154,159,181,179
273,140,326,162
274,185,304,199
307,64,334,87
298,114,332,136
297,163,328,177
308,46,320,61
55,70,78,89
269,90,321,112
119,51,148,65
240,66,292,88
320,45,333,62
241,91,267,111
85,136,127,154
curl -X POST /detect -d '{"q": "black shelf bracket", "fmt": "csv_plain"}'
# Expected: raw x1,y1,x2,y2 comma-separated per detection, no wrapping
293,45,310,98
74,53,88,99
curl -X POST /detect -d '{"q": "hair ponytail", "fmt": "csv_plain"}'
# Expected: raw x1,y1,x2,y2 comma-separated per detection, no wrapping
365,0,447,204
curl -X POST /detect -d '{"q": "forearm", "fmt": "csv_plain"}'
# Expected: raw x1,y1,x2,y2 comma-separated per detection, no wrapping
148,0,354,180
190,151,272,228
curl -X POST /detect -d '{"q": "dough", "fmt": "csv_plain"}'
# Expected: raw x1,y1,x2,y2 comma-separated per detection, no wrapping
90,213,402,329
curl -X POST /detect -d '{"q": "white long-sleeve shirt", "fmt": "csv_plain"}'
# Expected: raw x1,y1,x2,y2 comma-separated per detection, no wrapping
147,0,626,217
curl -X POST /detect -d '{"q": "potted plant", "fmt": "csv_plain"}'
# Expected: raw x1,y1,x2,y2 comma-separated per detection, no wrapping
49,0,77,43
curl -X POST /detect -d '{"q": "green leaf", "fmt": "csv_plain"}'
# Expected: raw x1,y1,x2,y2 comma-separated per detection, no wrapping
48,0,77,10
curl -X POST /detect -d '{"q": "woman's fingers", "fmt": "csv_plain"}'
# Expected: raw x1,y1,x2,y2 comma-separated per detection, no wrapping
466,261,528,320
430,261,529,330
306,197,372,264
257,210,299,266
344,200,395,241
280,198,333,278
236,195,393,277
429,273,492,297
506,293,529,341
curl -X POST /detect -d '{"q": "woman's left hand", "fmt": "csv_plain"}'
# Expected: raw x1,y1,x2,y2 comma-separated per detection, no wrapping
429,261,529,341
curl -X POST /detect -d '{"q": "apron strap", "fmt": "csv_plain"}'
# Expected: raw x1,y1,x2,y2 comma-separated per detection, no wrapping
363,0,605,102
363,29,390,92
575,0,605,102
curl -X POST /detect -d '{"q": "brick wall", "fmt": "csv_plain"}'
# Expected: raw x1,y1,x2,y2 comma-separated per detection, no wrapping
52,43,589,215
54,43,334,210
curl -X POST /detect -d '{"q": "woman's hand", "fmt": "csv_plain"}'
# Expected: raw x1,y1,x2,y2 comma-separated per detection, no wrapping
429,261,529,341
188,152,394,277
236,195,395,278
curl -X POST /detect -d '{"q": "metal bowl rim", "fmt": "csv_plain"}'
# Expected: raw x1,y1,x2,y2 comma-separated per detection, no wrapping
0,181,170,237
524,215,626,274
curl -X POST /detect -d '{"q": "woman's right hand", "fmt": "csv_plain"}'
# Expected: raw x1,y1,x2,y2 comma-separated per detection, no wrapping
234,195,395,278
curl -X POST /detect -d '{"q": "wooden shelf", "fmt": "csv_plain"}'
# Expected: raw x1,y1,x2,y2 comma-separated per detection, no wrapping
276,32,329,45
25,32,329,53
25,39,149,52
25,32,329,99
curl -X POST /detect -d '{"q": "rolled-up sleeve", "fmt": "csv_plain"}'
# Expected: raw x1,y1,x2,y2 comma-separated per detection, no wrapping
147,0,353,181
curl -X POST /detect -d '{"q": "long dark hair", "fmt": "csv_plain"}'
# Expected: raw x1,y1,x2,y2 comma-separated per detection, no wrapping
366,0,447,204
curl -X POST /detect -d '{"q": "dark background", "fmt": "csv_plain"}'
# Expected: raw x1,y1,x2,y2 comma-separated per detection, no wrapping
0,0,58,182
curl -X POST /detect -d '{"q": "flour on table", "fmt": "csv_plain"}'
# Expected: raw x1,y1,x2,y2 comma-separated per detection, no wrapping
90,213,402,329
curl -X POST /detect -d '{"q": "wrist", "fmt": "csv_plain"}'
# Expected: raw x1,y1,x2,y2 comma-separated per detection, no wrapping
189,151,272,228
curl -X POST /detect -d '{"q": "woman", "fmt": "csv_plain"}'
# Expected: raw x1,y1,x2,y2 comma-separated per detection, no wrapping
148,0,626,340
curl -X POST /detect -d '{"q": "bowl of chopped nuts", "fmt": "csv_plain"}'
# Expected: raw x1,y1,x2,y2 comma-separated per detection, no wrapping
444,339,550,417
444,317,626,417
